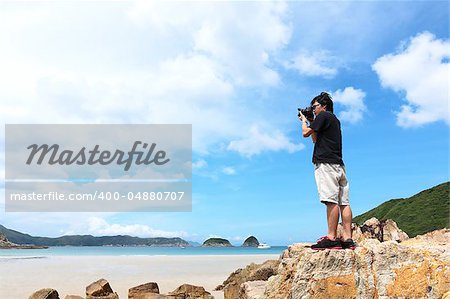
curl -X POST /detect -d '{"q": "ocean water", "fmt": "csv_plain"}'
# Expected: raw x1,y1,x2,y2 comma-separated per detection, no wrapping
0,245,287,257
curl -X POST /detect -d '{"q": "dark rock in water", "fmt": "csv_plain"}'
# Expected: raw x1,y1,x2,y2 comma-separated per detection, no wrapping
202,237,233,247
86,278,118,299
242,236,259,247
28,288,60,299
168,283,214,298
128,282,160,298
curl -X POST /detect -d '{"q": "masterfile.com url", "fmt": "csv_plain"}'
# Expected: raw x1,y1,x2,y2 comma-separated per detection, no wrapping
9,191,185,201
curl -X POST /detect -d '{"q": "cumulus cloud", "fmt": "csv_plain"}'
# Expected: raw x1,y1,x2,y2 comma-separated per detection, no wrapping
372,31,449,127
128,1,291,86
222,167,236,175
0,1,293,155
331,87,367,123
286,50,338,78
227,125,305,157
87,217,188,238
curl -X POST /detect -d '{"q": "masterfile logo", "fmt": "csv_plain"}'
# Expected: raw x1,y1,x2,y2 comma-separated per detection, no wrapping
26,141,170,171
5,124,192,212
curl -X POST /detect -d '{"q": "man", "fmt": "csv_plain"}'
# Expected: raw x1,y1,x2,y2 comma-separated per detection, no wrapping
299,92,356,250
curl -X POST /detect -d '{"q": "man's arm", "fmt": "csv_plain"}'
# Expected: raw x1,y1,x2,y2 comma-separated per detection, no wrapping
302,120,317,143
299,112,317,143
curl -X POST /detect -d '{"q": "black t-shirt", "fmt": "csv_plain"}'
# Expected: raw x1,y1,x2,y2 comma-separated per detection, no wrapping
309,111,344,165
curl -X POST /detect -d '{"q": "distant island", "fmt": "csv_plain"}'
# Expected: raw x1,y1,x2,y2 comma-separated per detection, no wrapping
202,238,233,247
353,181,449,237
242,236,259,247
0,225,190,247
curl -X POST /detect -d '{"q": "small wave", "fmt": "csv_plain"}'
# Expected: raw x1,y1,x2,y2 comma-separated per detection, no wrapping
0,256,47,260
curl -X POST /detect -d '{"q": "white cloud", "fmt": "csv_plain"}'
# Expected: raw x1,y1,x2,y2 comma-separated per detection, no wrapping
128,1,291,87
222,167,236,175
192,159,208,169
372,31,449,127
87,217,188,238
331,87,367,123
227,125,305,158
286,50,338,78
0,1,293,156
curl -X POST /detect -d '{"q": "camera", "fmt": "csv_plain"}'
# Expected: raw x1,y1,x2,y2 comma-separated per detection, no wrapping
298,106,314,121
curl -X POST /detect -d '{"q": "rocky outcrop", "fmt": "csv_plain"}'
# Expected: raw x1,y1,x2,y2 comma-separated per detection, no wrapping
28,288,60,299
242,236,259,247
202,237,233,247
339,217,409,243
238,281,266,299
236,227,449,299
86,279,118,299
128,282,160,298
216,259,279,298
0,232,48,249
167,284,213,298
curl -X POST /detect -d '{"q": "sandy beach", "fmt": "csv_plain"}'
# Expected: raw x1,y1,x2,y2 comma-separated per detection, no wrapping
0,254,279,298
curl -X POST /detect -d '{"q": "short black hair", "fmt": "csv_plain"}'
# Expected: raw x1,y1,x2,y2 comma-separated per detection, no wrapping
311,92,334,113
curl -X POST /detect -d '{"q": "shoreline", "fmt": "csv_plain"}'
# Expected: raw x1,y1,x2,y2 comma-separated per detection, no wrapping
0,254,279,298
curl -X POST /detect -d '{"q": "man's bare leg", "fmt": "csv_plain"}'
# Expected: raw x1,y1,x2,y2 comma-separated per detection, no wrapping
339,205,353,240
326,203,340,239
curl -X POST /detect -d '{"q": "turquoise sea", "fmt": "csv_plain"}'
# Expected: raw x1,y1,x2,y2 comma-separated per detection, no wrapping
0,246,287,257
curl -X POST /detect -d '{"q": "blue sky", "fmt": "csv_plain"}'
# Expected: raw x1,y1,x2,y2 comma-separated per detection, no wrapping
0,1,448,245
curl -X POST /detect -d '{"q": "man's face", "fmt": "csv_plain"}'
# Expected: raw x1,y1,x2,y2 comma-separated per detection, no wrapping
312,101,326,116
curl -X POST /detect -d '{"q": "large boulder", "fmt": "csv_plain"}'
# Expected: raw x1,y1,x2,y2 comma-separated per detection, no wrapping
238,281,266,299
138,295,175,299
28,288,60,299
337,217,409,244
167,284,213,299
128,282,160,299
86,279,119,299
261,228,449,299
216,259,279,299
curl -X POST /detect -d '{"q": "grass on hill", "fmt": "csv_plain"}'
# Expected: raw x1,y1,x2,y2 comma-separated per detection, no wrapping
353,182,449,237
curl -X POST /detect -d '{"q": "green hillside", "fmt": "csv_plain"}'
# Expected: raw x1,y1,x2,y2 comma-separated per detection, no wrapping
353,182,449,237
0,224,189,247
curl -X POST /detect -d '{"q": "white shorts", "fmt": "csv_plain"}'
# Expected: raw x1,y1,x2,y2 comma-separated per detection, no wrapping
314,163,349,206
